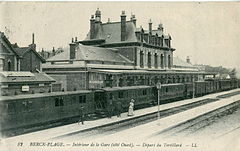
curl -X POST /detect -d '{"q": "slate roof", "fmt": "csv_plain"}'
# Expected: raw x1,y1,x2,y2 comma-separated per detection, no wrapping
85,21,138,44
47,44,132,64
14,45,46,62
82,20,172,49
0,71,55,83
173,57,194,68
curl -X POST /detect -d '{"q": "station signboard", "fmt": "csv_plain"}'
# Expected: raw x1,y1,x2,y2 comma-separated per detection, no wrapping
22,85,30,92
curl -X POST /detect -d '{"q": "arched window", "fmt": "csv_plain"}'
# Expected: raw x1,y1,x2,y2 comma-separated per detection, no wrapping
147,52,151,68
154,53,158,68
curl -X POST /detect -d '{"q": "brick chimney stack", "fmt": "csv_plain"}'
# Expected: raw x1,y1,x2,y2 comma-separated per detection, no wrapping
52,47,55,56
95,8,101,23
186,56,191,64
149,19,152,35
131,14,137,26
90,15,95,39
70,38,76,60
29,33,36,51
121,11,127,41
32,33,35,44
158,23,164,32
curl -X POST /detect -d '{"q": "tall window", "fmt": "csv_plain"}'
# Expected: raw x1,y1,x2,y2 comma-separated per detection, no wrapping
140,51,144,68
7,60,11,71
160,54,164,68
154,53,158,68
147,52,151,68
168,55,171,68
160,37,163,47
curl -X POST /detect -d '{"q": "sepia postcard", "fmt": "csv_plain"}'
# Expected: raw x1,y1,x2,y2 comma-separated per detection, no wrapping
0,1,240,151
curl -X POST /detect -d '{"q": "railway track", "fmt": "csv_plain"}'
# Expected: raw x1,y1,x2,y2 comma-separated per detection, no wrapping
152,99,240,139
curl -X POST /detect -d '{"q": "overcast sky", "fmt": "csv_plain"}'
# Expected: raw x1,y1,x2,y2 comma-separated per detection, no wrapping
1,2,240,68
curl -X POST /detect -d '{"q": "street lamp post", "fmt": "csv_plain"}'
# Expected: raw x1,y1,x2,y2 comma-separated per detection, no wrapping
192,79,195,99
156,82,161,120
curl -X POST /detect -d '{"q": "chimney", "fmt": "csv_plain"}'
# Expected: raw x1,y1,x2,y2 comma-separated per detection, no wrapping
158,23,164,32
131,14,137,26
29,33,36,51
75,37,78,42
149,19,152,35
32,33,35,44
52,47,55,56
90,15,95,39
69,38,76,60
95,8,101,23
121,11,127,41
107,18,111,23
186,56,191,64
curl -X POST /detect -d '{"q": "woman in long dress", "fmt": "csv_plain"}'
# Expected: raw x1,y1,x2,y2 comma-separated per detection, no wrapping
128,99,135,116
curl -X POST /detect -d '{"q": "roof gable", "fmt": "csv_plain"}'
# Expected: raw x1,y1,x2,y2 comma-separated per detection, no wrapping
15,46,46,62
0,32,20,57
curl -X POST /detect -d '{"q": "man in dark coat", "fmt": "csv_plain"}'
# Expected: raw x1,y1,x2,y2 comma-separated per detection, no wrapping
78,106,84,125
115,101,123,117
107,99,113,118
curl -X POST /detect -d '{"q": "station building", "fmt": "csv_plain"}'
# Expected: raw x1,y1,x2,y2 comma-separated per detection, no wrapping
42,9,214,91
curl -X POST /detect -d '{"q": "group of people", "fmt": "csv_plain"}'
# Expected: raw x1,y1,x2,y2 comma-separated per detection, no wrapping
107,98,135,118
78,98,136,125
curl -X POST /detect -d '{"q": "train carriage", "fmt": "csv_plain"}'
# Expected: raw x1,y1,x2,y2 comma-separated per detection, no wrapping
98,86,156,114
195,81,206,96
1,78,239,137
0,90,94,133
184,82,194,98
159,83,185,103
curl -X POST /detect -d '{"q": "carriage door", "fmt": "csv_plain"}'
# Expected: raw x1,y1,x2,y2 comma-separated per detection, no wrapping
94,90,106,111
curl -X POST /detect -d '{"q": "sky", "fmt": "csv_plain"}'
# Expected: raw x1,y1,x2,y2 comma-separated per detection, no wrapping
1,2,240,68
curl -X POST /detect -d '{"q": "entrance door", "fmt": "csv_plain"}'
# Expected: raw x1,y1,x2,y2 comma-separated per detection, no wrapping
94,91,106,111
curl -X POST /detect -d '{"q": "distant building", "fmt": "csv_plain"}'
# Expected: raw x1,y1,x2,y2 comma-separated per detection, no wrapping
12,34,46,72
172,56,198,72
0,32,55,96
38,47,64,60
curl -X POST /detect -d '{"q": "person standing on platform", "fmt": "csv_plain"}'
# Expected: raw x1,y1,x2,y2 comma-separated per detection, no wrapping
128,99,135,116
116,101,123,117
78,106,84,125
107,99,113,118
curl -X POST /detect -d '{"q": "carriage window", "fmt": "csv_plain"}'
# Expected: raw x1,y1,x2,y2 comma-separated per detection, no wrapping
55,97,64,106
60,98,64,106
143,89,147,95
7,103,15,113
55,98,60,106
28,101,33,110
109,93,113,100
118,91,124,98
166,87,169,92
79,95,86,103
